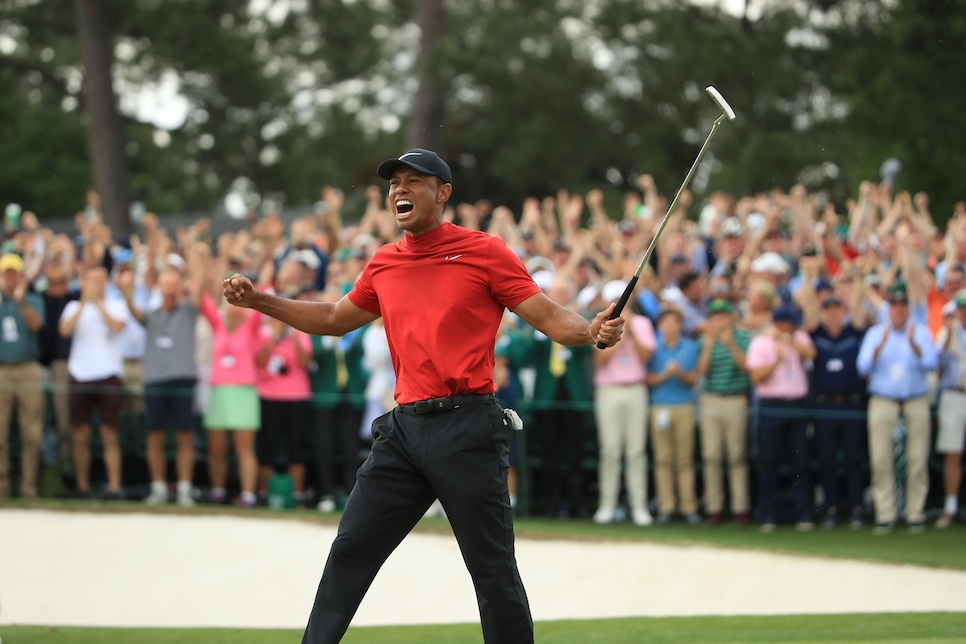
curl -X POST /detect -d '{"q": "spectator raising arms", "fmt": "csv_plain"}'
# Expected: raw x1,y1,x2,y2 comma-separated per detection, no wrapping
59,266,130,499
857,282,940,534
200,293,262,506
591,280,657,526
122,243,208,507
746,305,816,532
255,315,313,506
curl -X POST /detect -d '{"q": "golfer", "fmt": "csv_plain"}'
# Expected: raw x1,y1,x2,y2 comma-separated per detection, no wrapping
224,148,625,643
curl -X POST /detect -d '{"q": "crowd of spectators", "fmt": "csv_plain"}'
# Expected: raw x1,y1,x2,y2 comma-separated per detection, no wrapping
1,174,964,534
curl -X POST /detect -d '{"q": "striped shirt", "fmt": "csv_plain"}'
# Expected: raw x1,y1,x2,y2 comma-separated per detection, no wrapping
697,328,751,395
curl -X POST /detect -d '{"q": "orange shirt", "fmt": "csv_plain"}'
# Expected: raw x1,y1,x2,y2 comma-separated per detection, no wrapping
927,287,948,338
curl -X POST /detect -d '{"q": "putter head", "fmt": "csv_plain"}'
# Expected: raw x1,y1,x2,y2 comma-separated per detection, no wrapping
705,86,736,121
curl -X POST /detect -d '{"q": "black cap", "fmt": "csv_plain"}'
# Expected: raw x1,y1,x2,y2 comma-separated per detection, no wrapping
815,278,833,293
822,295,845,308
772,304,801,325
377,148,453,185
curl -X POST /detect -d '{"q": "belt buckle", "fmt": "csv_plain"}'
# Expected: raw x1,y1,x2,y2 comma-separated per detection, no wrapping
414,397,451,414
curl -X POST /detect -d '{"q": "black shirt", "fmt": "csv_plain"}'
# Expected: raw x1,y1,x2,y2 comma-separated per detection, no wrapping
810,323,865,397
38,290,80,366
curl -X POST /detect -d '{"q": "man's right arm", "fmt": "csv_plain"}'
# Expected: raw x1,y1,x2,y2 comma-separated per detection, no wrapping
224,274,377,337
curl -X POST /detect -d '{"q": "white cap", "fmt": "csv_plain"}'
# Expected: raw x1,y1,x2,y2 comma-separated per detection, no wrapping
166,253,186,271
601,280,627,303
532,270,554,291
745,212,765,234
352,233,376,248
698,203,718,237
576,285,600,311
293,249,321,270
750,252,789,276
720,217,744,238
526,256,555,275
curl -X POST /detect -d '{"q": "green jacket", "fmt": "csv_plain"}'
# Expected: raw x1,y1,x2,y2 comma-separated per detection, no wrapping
309,328,368,410
0,292,44,364
521,326,594,412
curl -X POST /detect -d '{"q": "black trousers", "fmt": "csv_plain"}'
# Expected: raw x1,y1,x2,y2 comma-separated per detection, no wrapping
757,397,811,524
314,402,365,497
814,401,867,515
301,400,534,644
257,398,308,467
534,381,587,518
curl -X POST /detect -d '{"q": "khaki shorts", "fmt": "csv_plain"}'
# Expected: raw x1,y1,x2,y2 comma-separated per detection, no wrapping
937,389,966,453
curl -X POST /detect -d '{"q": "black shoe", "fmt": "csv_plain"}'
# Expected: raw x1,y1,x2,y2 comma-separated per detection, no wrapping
822,508,838,530
98,488,126,501
74,488,95,500
873,522,894,535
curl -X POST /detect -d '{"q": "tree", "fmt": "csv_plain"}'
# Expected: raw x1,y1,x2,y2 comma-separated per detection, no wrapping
74,0,132,236
409,0,448,149
816,0,966,220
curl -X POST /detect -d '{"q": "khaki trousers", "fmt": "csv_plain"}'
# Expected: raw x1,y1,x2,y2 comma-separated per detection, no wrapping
48,360,72,470
699,393,750,515
867,395,930,524
650,403,697,514
593,383,648,512
123,359,145,416
0,361,45,497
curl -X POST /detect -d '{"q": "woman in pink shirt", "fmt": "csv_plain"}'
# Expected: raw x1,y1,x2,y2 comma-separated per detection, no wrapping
745,305,817,532
591,282,658,527
201,294,262,506
256,316,312,505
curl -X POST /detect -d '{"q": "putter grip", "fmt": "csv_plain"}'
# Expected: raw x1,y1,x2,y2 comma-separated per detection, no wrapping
595,275,638,349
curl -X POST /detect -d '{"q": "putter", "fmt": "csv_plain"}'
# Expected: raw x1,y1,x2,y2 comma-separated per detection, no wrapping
596,85,736,349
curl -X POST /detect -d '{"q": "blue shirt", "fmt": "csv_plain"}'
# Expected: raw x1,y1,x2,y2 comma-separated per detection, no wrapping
810,324,865,396
648,336,698,404
857,321,939,400
877,301,928,327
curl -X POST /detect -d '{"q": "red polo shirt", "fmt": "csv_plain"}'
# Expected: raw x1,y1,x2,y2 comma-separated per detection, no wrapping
348,222,541,404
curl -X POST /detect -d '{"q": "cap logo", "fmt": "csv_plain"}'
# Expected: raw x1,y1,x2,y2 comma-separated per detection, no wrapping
399,152,421,159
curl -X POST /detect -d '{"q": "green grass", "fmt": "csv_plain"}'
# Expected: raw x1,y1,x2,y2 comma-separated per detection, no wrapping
4,613,966,643
5,498,964,571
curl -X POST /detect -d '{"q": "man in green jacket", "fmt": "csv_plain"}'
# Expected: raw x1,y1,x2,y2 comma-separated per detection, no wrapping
526,275,594,518
309,289,369,512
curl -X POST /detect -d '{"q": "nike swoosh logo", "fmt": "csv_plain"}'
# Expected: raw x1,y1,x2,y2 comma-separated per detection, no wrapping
444,254,463,261
399,152,421,159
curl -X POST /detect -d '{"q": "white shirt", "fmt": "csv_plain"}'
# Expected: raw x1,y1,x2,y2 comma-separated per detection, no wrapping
61,299,130,381
362,323,395,402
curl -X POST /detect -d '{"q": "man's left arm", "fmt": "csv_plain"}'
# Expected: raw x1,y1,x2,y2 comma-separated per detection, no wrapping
18,290,44,332
912,324,940,371
512,293,623,348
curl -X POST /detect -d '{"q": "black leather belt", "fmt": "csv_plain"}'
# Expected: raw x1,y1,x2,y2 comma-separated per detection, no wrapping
401,393,495,415
815,393,862,404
